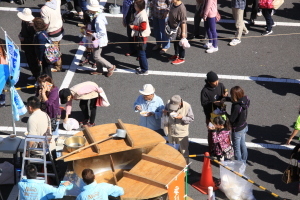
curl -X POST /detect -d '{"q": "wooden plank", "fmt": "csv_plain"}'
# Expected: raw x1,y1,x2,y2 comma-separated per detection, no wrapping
117,119,134,147
123,171,166,190
142,154,184,171
109,155,118,186
83,126,100,153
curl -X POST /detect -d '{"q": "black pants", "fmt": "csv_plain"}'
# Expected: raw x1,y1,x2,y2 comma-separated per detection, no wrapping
41,57,52,78
23,46,40,79
262,9,274,32
173,40,185,59
73,0,82,13
126,25,136,54
249,0,259,20
79,97,97,124
194,6,204,37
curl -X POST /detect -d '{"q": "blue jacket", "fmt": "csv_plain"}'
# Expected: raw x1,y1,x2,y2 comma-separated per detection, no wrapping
33,30,48,61
133,94,164,130
76,182,124,200
18,179,68,200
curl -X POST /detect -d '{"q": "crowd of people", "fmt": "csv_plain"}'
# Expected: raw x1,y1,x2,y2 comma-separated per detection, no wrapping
0,0,294,199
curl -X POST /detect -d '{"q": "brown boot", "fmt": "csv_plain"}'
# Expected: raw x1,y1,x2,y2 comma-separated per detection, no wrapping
106,65,115,77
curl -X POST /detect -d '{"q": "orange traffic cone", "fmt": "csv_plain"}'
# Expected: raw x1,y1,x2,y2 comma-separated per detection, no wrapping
192,152,218,194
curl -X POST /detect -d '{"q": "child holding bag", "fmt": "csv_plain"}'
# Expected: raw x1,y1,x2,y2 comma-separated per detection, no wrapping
208,115,234,161
130,0,151,75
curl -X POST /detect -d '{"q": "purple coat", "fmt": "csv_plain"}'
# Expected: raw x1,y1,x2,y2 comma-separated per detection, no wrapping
36,86,61,118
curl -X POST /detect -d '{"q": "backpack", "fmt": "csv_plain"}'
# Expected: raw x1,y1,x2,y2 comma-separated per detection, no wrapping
42,33,62,64
259,0,274,9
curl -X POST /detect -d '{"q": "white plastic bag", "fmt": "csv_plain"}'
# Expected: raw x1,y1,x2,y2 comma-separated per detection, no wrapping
179,38,191,49
219,161,256,200
63,118,80,131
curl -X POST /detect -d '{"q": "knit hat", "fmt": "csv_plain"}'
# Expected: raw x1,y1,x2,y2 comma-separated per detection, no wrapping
206,71,218,82
168,95,182,111
59,88,71,104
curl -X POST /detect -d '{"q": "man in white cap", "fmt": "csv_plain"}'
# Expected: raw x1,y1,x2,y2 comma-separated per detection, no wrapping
17,8,40,81
87,0,116,77
133,84,164,133
163,95,194,164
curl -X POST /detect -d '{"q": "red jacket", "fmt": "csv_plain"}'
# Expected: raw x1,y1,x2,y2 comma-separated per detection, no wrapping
259,0,274,9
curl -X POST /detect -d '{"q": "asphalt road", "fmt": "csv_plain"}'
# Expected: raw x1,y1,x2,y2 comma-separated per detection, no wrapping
0,0,300,199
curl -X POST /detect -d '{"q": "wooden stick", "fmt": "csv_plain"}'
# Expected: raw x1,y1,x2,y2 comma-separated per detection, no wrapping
117,119,134,147
56,137,112,161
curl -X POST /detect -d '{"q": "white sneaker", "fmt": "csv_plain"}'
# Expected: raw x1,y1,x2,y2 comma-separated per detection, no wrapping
10,0,14,3
242,30,249,35
257,10,262,17
203,42,212,49
229,39,241,46
206,47,218,53
27,76,36,81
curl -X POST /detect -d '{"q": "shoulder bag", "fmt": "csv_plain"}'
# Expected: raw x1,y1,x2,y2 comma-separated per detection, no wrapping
282,159,299,184
42,33,62,64
134,31,147,51
272,0,284,10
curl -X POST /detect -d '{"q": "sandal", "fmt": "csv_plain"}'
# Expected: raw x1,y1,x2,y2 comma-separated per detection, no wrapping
159,48,168,54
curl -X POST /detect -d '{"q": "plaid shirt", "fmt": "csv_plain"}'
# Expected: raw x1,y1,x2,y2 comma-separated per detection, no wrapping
231,0,247,10
151,0,171,19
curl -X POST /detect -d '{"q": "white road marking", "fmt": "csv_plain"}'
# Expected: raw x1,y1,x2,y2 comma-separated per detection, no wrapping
0,126,295,150
1,6,300,27
20,63,300,84
59,45,86,89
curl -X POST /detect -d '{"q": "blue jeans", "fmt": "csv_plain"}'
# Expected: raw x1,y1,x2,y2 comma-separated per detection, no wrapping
204,17,218,48
138,49,148,72
232,125,248,163
152,17,170,49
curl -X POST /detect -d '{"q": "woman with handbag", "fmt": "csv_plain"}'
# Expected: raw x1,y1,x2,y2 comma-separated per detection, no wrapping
229,86,250,163
36,74,61,133
32,17,52,78
130,0,151,75
208,116,234,161
259,0,275,35
201,0,220,53
87,1,116,77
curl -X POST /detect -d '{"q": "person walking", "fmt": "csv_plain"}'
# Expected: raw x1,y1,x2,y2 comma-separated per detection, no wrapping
151,0,171,54
130,0,151,75
87,1,116,77
229,86,250,163
163,95,194,165
59,81,109,127
259,0,275,36
122,0,137,57
41,0,64,72
32,17,52,78
202,0,220,53
133,84,165,134
168,0,187,65
17,8,40,81
229,0,249,46
76,169,124,200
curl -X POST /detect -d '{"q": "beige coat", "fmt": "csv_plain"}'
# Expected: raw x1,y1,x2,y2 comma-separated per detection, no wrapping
131,9,151,37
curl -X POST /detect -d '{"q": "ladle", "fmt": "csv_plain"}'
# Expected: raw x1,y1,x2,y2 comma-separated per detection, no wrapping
56,129,127,161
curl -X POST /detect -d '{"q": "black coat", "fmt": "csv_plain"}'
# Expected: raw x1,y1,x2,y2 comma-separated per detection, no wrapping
229,96,250,132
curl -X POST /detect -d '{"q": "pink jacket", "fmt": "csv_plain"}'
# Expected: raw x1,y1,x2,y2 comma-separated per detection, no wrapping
203,0,218,19
66,81,103,115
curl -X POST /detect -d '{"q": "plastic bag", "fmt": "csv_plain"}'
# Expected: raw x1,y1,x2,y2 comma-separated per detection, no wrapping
63,118,80,131
219,161,256,200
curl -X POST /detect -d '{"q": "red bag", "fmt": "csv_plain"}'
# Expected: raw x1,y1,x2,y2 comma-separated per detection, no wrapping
95,96,103,107
259,0,274,9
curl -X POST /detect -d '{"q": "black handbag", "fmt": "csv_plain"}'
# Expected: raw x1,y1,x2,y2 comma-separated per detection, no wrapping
134,31,146,51
282,159,300,184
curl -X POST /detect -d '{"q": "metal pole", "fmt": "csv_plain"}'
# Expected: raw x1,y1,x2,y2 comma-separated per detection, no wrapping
4,31,17,136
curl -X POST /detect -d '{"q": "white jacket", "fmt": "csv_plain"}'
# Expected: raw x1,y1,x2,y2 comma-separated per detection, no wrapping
92,14,108,48
41,0,63,33
131,9,151,37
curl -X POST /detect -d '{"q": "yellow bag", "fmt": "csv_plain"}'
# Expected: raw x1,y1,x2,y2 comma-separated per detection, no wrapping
273,0,284,10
